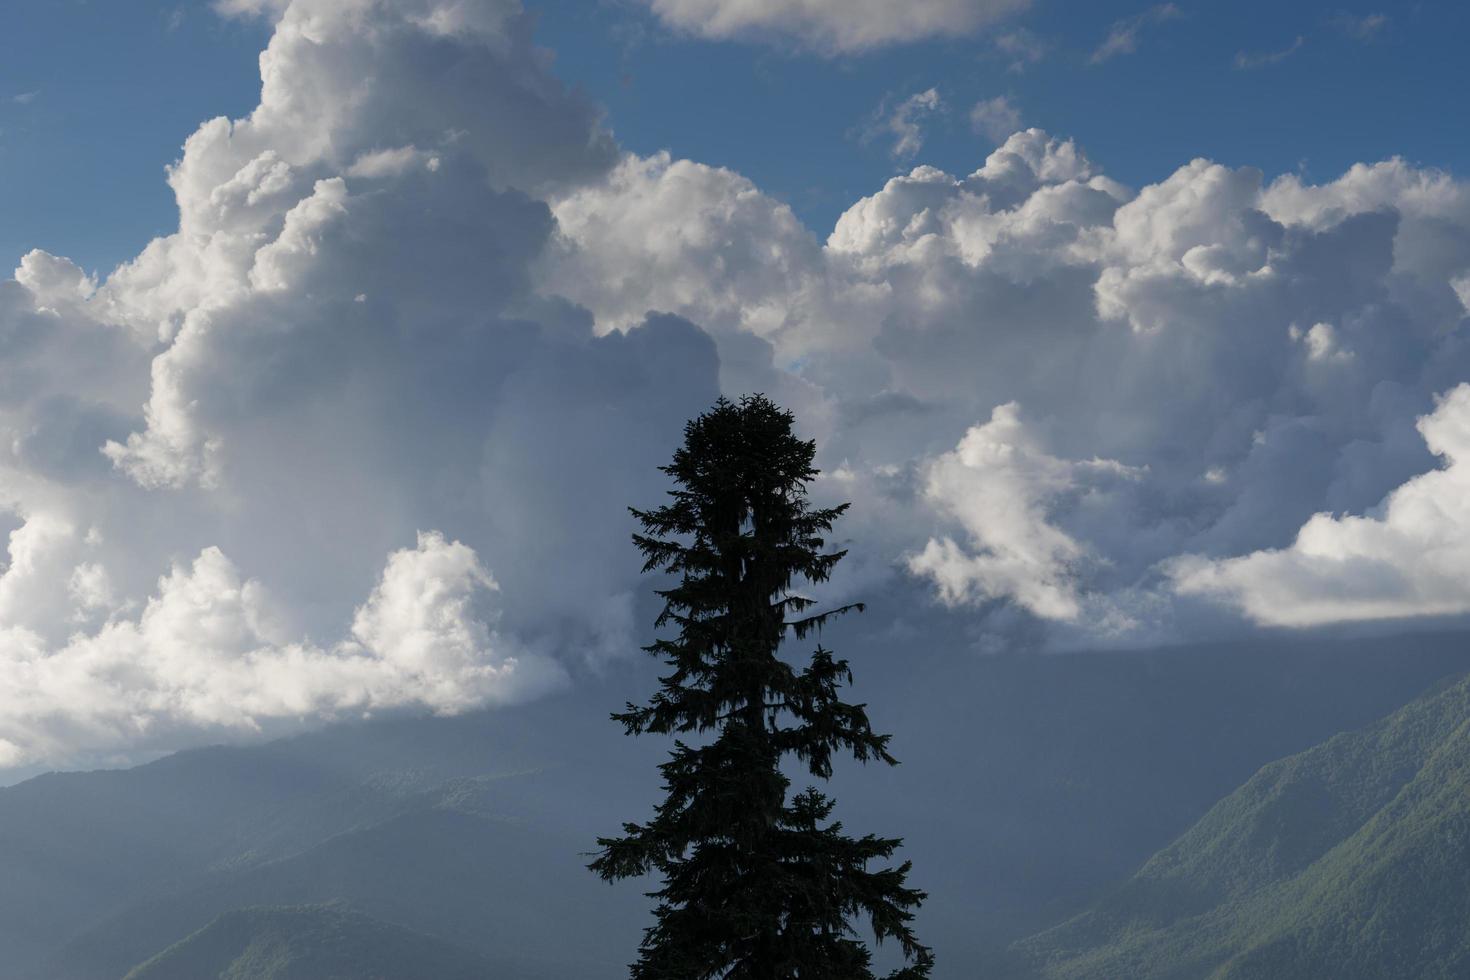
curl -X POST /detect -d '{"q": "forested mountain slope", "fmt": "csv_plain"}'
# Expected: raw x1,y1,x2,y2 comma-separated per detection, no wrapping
1015,668,1470,980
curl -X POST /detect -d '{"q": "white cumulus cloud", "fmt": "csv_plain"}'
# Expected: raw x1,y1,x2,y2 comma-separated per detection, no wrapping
637,0,1031,54
0,531,562,768
1173,385,1470,627
550,123,1470,645
908,402,1143,623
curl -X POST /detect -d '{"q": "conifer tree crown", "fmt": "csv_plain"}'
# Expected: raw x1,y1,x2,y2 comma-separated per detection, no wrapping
591,394,933,980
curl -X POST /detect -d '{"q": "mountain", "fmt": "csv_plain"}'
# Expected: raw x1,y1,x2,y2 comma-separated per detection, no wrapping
46,775,641,980
122,905,500,980
855,628,1470,961
31,729,654,980
1012,667,1470,980
2,628,1468,978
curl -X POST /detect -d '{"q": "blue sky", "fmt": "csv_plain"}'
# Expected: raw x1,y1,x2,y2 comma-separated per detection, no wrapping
3,1,1466,275
0,3,269,272
539,0,1468,232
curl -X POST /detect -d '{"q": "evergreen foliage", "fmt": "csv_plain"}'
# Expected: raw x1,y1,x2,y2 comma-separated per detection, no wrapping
591,395,932,979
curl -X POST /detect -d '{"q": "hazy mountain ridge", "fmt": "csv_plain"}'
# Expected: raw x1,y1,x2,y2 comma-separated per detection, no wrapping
0,746,381,974
48,778,636,980
122,905,501,980
1014,670,1470,979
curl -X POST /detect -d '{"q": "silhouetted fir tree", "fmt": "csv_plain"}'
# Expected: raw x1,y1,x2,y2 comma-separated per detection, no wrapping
591,394,933,979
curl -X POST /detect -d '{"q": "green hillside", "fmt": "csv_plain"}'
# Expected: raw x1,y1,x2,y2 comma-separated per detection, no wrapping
1014,670,1470,980
122,905,495,980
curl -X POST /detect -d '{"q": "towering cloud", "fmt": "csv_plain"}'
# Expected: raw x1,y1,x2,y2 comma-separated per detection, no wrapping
0,0,715,768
